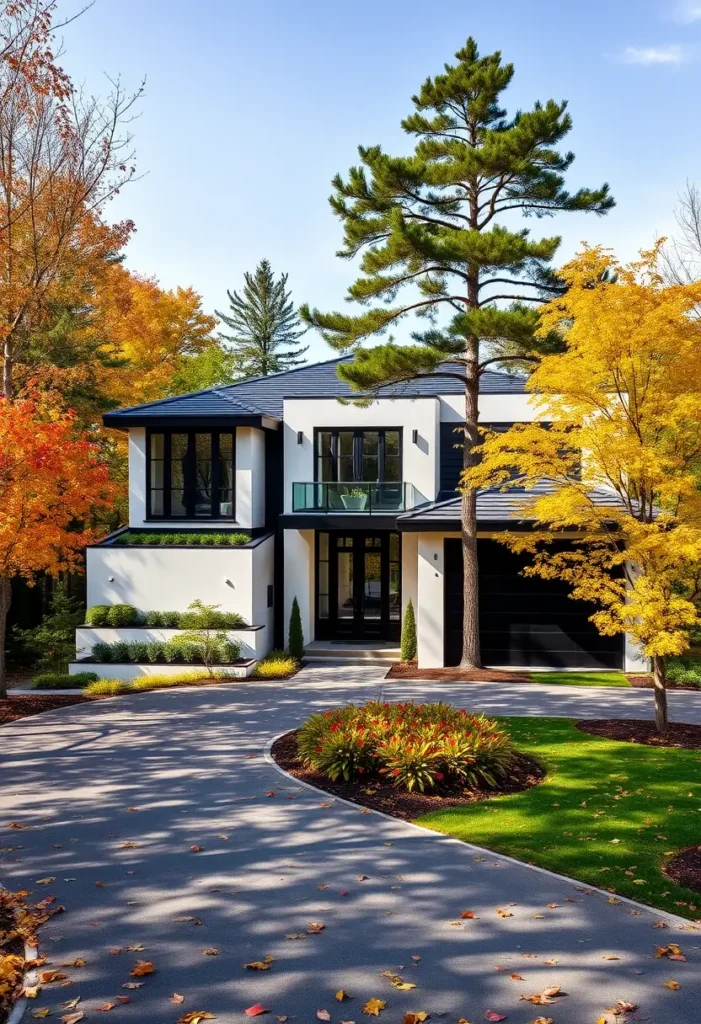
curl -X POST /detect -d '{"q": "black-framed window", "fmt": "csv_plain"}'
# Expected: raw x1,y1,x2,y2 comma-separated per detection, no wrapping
147,430,236,519
315,429,402,483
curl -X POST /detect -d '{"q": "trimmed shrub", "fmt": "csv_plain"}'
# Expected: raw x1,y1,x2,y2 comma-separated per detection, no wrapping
126,640,150,663
288,597,304,661
400,598,417,662
32,671,99,689
91,641,113,663
161,610,181,627
297,701,516,793
85,679,129,695
106,604,140,627
86,605,110,627
143,611,164,627
110,640,130,662
253,651,298,679
667,655,701,688
145,641,164,663
116,531,251,547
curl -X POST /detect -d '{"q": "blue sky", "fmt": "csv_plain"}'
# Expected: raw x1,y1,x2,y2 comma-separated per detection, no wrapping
61,0,700,363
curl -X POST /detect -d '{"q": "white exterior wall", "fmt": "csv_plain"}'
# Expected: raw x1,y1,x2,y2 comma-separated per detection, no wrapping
417,532,458,667
127,425,266,530
86,535,275,655
439,392,543,423
401,532,418,614
283,529,315,646
282,397,440,513
76,626,267,662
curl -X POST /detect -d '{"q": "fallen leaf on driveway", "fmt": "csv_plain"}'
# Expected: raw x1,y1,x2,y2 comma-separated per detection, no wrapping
404,1013,428,1024
190,845,203,853
61,959,86,968
245,960,273,971
130,959,154,976
336,991,351,1001
495,909,512,918
40,970,68,983
664,981,680,990
172,994,185,1004
510,974,524,981
35,877,55,885
520,987,563,1006
362,999,386,1016
178,1014,216,1024
245,1006,268,1017
307,922,325,933
460,911,477,919
358,875,369,881
317,1011,331,1021
656,944,685,960
285,933,306,940
602,955,620,961
201,948,219,956
96,1003,116,1011
121,982,143,989
528,1019,552,1024
484,1014,506,1022
61,1014,84,1024
31,1011,50,1020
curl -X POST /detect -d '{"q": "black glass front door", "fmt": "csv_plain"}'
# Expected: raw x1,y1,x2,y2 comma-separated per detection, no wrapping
316,532,400,642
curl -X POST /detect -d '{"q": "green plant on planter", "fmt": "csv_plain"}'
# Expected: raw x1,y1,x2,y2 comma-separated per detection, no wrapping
91,642,113,662
143,611,164,627
161,610,181,628
288,597,304,661
145,641,164,663
168,602,242,676
400,598,417,662
32,671,99,689
86,605,111,627
127,640,150,663
105,604,140,627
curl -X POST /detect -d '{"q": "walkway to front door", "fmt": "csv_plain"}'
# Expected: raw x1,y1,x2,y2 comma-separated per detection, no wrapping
316,530,400,642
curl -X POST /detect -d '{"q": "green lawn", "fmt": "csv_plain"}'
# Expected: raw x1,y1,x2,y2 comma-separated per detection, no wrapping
417,717,701,919
529,671,632,687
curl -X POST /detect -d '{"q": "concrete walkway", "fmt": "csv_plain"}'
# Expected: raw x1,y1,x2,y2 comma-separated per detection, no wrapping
1,667,700,1023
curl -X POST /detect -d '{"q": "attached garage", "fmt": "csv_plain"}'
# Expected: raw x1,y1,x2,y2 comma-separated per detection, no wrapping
444,538,624,669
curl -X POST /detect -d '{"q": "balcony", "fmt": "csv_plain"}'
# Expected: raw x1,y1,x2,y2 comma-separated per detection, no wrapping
292,481,428,514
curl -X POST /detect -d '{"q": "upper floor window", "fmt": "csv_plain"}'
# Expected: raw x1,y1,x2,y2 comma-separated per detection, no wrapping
148,431,235,519
315,429,401,483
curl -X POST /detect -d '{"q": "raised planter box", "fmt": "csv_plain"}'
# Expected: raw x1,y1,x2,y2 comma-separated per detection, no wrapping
68,660,256,680
76,625,266,662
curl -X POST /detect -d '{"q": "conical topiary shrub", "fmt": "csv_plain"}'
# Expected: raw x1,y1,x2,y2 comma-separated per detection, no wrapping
288,596,304,661
400,598,417,662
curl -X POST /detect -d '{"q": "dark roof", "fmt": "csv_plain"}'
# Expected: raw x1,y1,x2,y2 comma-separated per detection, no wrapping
398,482,631,530
103,356,527,427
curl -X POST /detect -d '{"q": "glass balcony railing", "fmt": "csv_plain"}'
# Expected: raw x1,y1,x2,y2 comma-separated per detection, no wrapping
292,481,428,514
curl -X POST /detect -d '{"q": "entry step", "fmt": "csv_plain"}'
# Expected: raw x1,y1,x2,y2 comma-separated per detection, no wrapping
303,642,400,664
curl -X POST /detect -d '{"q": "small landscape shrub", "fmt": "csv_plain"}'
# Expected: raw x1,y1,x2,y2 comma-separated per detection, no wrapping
288,597,304,661
667,655,701,688
91,641,113,662
145,641,164,662
86,605,110,627
144,610,164,627
400,598,417,662
160,610,181,627
106,604,140,627
110,640,131,662
32,671,99,689
84,672,235,696
85,679,128,695
253,651,298,679
126,640,150,662
118,531,251,546
297,701,516,793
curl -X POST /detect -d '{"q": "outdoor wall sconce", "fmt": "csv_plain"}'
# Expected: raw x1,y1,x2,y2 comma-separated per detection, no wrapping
412,429,418,444
108,576,115,582
224,578,235,588
297,431,304,445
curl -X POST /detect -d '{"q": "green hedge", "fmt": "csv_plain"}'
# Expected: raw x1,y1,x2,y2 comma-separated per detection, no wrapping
85,607,246,629
90,637,242,665
32,671,100,689
117,531,251,546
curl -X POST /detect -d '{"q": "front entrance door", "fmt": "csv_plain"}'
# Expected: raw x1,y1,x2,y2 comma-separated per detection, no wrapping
316,532,400,642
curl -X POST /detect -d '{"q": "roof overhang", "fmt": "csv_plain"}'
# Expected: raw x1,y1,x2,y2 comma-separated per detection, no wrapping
102,413,279,431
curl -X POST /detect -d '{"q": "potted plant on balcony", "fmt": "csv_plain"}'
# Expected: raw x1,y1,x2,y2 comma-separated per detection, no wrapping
340,486,368,511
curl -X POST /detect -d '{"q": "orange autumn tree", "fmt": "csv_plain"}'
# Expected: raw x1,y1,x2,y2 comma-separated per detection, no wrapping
0,394,114,696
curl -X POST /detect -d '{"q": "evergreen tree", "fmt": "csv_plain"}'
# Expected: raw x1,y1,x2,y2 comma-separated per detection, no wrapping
301,38,613,667
217,259,308,378
288,597,304,661
400,598,417,662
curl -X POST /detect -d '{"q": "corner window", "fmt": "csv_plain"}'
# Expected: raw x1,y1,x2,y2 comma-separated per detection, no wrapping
147,430,236,519
315,429,402,482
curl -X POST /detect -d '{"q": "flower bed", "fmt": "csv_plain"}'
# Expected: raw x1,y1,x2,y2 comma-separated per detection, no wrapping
296,701,518,793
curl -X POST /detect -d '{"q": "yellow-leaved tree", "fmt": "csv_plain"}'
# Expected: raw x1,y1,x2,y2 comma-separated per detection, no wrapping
467,245,701,732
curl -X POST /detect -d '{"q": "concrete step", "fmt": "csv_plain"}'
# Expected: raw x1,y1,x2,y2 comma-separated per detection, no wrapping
303,643,399,665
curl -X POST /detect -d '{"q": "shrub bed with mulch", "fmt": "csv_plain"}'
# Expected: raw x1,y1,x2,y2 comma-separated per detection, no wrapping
576,718,701,749
272,729,543,819
385,663,530,682
665,846,701,894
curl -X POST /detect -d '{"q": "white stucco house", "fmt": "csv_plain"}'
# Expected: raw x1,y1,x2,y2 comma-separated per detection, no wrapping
72,356,648,677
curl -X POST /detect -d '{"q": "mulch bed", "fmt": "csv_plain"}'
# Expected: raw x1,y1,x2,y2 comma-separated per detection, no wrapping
576,718,701,749
385,663,531,682
271,729,544,821
627,675,701,692
665,846,701,894
0,693,91,726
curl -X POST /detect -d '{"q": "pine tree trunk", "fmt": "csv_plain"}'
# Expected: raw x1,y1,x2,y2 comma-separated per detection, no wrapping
460,337,481,668
652,655,668,734
0,576,11,699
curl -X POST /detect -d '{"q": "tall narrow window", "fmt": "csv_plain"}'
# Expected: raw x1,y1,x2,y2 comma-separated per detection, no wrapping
170,434,188,516
150,434,165,515
219,433,234,516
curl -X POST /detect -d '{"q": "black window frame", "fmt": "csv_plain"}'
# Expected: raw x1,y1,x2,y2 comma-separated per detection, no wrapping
313,428,403,483
146,428,237,521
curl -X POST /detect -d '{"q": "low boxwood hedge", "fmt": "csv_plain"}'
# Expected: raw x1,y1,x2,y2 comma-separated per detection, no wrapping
32,671,100,689
117,531,251,546
89,637,242,665
85,606,246,629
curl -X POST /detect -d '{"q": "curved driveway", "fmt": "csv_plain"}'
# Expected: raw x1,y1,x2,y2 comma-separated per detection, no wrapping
2,666,701,1024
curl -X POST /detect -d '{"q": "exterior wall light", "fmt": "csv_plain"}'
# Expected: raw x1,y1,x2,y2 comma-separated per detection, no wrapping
297,431,304,445
412,429,418,444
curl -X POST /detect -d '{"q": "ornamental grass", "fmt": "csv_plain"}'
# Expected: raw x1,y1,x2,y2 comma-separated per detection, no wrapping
297,701,515,793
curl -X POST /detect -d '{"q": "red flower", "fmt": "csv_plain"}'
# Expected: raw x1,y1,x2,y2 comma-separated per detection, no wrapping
435,772,444,781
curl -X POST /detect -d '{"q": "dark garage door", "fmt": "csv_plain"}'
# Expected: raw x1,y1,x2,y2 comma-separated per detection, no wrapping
444,538,624,669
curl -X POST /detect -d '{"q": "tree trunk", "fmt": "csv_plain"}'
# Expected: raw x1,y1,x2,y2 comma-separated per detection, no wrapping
3,333,13,399
0,576,11,699
460,336,481,668
652,655,668,734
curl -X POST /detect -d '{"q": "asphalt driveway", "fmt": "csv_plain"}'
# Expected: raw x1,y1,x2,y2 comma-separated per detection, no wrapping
1,667,700,1023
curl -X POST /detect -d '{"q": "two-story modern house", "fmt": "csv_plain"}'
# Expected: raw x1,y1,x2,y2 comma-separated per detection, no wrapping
72,356,648,677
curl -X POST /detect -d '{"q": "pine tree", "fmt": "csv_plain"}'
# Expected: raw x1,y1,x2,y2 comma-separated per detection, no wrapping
400,598,417,662
216,259,308,378
288,597,304,661
301,38,613,667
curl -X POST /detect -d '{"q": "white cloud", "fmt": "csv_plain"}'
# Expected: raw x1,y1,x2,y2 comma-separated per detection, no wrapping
618,44,687,64
673,2,701,24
